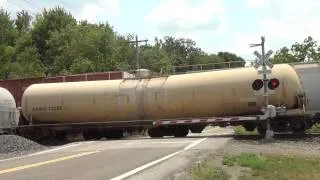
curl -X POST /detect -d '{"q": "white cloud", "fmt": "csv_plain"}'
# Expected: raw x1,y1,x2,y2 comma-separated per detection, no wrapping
252,0,320,40
77,0,119,23
238,0,320,60
144,0,227,35
247,0,266,8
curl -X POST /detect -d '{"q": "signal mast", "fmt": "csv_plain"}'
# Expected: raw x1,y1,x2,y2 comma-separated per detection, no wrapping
250,36,274,140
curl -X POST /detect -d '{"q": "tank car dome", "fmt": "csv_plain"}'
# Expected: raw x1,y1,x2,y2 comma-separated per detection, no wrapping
0,87,16,109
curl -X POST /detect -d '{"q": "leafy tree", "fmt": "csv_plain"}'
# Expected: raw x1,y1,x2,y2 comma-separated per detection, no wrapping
0,9,17,45
0,6,249,79
271,47,298,64
70,57,95,74
15,10,32,34
271,36,320,64
140,45,172,74
291,36,319,62
217,52,246,67
157,36,202,66
0,9,17,79
31,7,77,74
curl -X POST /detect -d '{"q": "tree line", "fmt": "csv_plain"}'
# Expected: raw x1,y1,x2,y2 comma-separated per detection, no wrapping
0,7,246,80
271,36,320,64
1,7,319,80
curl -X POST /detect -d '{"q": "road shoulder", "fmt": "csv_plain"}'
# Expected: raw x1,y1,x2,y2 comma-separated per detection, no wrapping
126,136,231,180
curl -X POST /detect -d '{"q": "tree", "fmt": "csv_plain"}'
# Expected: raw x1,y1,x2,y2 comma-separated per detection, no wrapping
140,45,172,74
271,47,298,64
0,9,17,45
217,52,246,67
0,6,249,79
291,36,319,62
15,10,32,34
270,36,320,64
0,9,17,79
31,7,77,75
158,36,202,66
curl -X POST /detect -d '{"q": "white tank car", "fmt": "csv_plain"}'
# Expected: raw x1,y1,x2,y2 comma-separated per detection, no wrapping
0,87,20,130
21,64,302,124
293,63,320,114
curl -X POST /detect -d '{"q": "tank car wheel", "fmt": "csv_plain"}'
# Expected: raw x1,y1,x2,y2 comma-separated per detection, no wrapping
83,131,103,140
189,125,206,133
257,123,266,136
243,122,256,132
104,130,124,139
148,128,163,138
173,126,189,137
291,120,306,135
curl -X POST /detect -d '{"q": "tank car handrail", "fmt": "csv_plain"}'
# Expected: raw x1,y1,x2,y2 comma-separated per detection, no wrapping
289,61,320,66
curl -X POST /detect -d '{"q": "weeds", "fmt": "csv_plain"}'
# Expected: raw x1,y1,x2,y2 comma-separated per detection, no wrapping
190,160,230,180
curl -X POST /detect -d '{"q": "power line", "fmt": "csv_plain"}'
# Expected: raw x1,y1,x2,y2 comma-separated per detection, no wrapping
7,0,37,16
55,0,81,15
21,0,39,10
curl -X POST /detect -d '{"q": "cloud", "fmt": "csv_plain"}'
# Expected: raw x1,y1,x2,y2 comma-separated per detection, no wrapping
144,0,227,35
248,0,320,41
246,0,266,8
237,0,320,59
77,0,119,23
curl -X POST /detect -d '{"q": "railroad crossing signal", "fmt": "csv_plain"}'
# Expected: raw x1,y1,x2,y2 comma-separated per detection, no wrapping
250,36,275,140
253,49,274,70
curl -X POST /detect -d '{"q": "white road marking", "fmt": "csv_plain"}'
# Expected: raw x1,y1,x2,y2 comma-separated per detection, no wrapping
0,142,92,163
150,141,197,144
110,138,207,180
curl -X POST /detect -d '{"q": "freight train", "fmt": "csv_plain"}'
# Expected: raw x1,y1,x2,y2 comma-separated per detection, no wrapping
1,63,320,141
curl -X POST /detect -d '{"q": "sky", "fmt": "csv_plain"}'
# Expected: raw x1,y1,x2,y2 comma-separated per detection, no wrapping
1,0,320,61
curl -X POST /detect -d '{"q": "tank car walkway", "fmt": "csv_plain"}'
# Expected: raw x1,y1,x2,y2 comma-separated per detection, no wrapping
0,127,233,180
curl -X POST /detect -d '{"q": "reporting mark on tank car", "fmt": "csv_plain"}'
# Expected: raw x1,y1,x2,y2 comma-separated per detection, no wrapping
32,105,63,112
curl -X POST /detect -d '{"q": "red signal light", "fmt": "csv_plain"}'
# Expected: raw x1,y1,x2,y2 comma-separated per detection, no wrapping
268,78,280,90
252,79,263,91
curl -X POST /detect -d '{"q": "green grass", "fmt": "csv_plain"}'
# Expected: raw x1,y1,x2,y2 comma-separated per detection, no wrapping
233,126,258,135
190,159,230,180
306,125,320,133
223,153,320,180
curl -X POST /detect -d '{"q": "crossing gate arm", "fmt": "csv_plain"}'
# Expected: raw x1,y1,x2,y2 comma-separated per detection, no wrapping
152,105,283,127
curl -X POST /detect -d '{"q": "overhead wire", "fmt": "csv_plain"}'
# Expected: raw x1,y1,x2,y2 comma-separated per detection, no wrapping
7,0,37,16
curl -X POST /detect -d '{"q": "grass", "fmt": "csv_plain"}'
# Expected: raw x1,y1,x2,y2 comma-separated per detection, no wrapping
306,124,320,133
190,159,230,180
222,153,320,180
233,126,258,135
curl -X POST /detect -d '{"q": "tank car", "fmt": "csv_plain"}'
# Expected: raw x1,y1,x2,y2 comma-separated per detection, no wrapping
0,87,20,133
292,63,320,113
21,64,302,124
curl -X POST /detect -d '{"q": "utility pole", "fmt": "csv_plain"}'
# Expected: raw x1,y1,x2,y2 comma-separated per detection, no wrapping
250,36,274,140
127,35,148,77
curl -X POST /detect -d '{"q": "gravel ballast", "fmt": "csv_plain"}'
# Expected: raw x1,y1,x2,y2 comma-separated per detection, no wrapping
224,135,320,157
0,135,48,159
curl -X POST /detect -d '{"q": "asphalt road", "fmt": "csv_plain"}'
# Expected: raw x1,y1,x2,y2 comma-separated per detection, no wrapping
0,127,233,180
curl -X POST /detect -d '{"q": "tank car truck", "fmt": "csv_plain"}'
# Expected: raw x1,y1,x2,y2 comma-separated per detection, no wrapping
2,63,320,141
